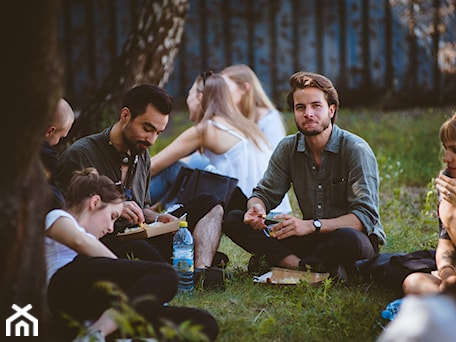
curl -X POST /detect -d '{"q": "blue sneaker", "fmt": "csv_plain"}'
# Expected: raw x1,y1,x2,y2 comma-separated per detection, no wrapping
381,298,403,320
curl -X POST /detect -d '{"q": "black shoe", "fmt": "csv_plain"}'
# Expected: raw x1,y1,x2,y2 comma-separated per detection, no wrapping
194,267,226,291
332,264,349,283
247,255,270,275
212,251,229,269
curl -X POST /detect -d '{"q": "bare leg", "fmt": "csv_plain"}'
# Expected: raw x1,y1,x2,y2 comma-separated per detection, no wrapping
86,308,118,338
192,204,223,268
277,254,301,269
403,272,441,295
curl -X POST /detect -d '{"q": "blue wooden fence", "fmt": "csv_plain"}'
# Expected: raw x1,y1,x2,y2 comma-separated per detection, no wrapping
59,0,456,110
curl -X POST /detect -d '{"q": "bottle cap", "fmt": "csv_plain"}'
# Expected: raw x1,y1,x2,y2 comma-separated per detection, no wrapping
179,221,188,228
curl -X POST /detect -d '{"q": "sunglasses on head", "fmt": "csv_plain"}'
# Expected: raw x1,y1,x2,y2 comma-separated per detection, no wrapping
201,70,214,86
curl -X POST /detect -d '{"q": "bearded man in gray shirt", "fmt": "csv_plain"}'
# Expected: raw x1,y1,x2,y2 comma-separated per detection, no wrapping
223,71,385,281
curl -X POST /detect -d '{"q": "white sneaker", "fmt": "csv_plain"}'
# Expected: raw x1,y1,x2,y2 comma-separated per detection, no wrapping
73,329,105,342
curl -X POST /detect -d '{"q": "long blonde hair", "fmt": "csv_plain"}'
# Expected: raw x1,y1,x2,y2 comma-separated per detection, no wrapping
194,73,269,151
220,64,277,122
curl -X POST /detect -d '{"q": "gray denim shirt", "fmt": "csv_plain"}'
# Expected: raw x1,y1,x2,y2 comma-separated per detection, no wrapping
252,125,386,244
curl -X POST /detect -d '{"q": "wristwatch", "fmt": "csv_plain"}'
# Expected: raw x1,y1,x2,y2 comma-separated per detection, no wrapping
313,219,322,233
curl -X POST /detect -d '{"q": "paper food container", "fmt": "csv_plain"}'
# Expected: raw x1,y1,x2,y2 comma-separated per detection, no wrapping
254,267,330,286
117,221,180,241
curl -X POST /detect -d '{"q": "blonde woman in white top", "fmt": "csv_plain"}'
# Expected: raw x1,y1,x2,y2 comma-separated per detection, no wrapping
150,73,273,201
220,64,292,213
220,64,288,150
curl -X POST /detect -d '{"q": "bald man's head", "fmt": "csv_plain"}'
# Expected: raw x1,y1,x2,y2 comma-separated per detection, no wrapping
45,98,75,146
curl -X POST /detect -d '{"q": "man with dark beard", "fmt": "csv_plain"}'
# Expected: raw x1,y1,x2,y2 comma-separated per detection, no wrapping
223,71,385,281
55,85,224,270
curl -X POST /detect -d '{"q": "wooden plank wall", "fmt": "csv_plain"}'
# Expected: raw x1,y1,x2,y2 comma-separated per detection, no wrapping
59,0,456,110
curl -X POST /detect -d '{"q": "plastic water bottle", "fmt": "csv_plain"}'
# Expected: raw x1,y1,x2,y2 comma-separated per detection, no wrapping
173,221,194,294
381,298,403,320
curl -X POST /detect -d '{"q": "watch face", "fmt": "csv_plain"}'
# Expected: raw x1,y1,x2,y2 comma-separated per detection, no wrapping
313,220,322,228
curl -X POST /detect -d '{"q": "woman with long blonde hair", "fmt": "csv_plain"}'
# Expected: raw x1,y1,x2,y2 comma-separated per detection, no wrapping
221,64,287,150
150,73,272,199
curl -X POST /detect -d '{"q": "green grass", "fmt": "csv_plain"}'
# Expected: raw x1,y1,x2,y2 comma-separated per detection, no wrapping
158,106,455,341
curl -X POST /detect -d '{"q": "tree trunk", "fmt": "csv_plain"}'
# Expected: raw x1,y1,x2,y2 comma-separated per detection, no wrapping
69,0,189,141
0,1,62,340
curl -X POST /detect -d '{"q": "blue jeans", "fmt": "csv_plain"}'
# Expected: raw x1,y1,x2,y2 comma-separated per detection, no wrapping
186,152,210,170
149,161,187,204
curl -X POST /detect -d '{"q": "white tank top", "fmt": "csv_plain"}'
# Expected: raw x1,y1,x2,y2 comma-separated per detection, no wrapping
203,120,292,213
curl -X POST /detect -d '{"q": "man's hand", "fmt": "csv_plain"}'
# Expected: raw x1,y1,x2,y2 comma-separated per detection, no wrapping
122,200,145,225
155,213,178,223
244,204,267,230
271,215,315,240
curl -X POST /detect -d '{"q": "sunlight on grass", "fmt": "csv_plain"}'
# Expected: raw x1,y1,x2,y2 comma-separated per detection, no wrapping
161,106,455,341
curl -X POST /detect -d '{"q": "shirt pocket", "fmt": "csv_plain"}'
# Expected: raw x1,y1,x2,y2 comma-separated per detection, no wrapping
329,177,348,209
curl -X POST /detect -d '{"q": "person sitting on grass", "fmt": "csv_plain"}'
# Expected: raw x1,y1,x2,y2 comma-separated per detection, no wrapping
149,72,272,203
222,71,386,281
55,84,224,270
402,112,456,295
45,167,218,341
41,98,75,209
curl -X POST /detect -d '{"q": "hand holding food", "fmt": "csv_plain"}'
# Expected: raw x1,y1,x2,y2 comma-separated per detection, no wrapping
244,204,267,230
122,200,145,224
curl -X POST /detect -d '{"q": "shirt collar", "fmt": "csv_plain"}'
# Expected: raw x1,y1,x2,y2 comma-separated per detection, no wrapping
296,125,342,154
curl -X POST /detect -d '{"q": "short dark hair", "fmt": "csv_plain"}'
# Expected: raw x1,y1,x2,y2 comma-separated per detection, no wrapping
122,84,173,119
286,72,339,124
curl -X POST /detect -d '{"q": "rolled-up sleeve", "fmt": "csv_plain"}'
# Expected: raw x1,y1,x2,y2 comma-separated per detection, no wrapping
346,140,385,243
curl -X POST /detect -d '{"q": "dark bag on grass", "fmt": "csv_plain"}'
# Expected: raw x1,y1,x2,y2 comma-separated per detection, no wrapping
355,250,436,295
160,167,238,209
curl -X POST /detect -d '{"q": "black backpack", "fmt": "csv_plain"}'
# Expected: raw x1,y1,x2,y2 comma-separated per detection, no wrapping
355,250,436,295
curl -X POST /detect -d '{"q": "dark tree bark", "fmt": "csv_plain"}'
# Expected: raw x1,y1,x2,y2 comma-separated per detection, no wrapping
1,0,188,338
0,1,62,339
69,0,189,141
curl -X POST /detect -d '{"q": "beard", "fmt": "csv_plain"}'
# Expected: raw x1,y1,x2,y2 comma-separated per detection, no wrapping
296,117,331,136
121,128,149,155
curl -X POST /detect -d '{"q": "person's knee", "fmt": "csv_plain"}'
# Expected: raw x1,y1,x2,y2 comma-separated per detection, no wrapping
403,272,420,294
195,193,223,210
222,210,245,233
185,193,223,226
209,202,224,218
331,228,375,259
403,272,440,295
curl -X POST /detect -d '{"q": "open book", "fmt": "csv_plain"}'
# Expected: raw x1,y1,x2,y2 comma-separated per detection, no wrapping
117,220,182,241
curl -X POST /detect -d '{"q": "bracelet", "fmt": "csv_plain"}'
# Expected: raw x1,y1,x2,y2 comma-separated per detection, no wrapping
154,214,162,223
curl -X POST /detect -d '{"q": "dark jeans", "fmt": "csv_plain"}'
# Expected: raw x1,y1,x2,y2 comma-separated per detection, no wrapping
223,209,377,273
102,193,223,264
48,255,219,341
